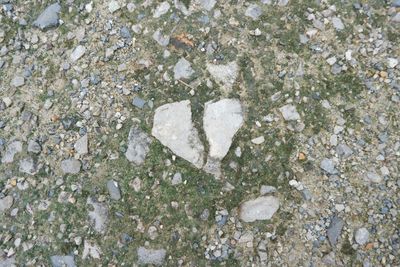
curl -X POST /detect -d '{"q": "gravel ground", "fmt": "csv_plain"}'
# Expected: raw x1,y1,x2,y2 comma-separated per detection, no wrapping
0,0,399,266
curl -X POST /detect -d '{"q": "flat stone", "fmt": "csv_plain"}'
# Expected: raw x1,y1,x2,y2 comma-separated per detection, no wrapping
108,0,120,13
70,45,86,62
239,196,280,222
0,195,13,213
152,100,204,168
332,17,345,30
279,104,300,121
171,172,182,185
327,216,344,246
87,197,108,234
74,134,88,155
107,180,121,200
28,139,41,154
203,99,243,160
206,61,238,94
1,140,22,164
153,1,170,18
152,29,170,46
173,58,195,80
33,3,61,30
366,171,382,183
336,143,353,158
132,97,146,109
0,256,15,267
387,58,398,68
19,157,37,175
197,0,216,11
60,159,81,174
245,4,262,20
10,76,24,87
320,158,338,175
50,255,76,267
137,247,166,266
355,227,369,245
125,126,152,165
260,185,277,195
251,136,265,145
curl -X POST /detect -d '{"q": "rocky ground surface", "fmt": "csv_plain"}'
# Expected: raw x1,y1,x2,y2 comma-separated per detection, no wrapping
0,0,399,266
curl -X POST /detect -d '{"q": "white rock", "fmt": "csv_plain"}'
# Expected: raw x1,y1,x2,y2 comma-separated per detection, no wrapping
61,159,81,174
153,1,170,18
152,100,204,168
82,240,101,259
355,227,369,245
70,45,86,62
331,17,344,30
197,0,216,11
0,196,13,213
137,247,166,266
206,61,239,94
1,141,23,164
387,58,398,68
11,76,25,87
173,58,194,80
279,104,300,121
203,99,243,160
87,197,108,234
74,134,88,155
245,4,262,20
239,196,280,222
366,171,382,183
326,57,337,65
251,136,265,145
108,0,120,13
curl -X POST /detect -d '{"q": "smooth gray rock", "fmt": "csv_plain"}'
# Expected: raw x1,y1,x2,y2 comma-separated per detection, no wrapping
355,227,369,245
206,61,238,94
0,196,13,213
320,158,338,174
173,58,194,80
197,0,216,11
366,171,382,183
279,104,300,121
1,140,22,164
33,3,61,30
19,157,37,175
87,197,108,234
327,216,344,246
239,196,280,222
137,247,166,266
260,185,277,195
60,159,81,174
153,1,170,18
152,29,170,46
0,256,15,267
125,126,151,165
152,100,204,168
50,255,76,267
107,180,121,200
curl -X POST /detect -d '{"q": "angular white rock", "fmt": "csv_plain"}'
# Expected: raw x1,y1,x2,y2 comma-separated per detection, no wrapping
206,61,239,94
173,58,194,80
239,196,280,222
70,45,86,62
74,134,88,155
203,99,243,160
152,100,204,168
279,104,300,121
153,1,170,18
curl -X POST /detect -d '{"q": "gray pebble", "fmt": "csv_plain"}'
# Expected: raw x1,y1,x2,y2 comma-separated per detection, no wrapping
107,180,121,200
